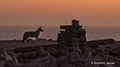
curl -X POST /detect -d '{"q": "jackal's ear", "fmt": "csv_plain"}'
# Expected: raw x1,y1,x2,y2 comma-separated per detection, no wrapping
40,26,42,28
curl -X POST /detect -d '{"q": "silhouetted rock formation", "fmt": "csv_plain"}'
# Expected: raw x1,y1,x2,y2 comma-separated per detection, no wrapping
57,19,86,52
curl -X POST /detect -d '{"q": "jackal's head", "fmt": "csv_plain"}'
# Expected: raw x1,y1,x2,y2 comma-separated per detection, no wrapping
39,26,44,32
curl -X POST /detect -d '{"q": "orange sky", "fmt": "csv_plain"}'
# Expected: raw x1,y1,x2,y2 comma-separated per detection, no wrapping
0,0,120,26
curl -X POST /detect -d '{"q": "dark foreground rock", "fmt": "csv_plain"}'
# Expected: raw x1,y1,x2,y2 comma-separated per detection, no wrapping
0,40,120,67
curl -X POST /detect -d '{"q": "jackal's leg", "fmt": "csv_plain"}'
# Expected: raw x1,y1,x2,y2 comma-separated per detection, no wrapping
24,39,27,43
23,33,29,43
24,36,28,43
36,37,38,43
23,34,26,43
24,38,28,43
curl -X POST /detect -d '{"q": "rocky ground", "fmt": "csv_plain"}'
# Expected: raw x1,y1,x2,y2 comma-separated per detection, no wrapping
0,39,120,67
0,39,57,50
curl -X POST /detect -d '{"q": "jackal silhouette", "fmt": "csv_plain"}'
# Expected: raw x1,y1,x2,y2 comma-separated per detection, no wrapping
23,26,43,43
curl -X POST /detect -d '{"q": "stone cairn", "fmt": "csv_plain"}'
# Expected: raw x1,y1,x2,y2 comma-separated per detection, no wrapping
57,19,86,52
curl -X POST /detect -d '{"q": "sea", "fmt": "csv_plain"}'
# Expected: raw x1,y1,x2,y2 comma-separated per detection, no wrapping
0,26,120,41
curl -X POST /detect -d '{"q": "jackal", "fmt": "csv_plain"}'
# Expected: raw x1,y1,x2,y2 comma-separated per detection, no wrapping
23,26,43,43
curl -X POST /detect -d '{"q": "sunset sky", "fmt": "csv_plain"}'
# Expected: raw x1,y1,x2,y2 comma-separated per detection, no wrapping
0,0,120,26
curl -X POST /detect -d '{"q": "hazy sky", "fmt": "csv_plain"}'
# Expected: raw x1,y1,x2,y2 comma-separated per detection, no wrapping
0,0,120,26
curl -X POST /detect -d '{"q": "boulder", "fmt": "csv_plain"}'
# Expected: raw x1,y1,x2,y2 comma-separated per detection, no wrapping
84,57,95,64
72,29,86,35
86,39,115,48
79,42,86,52
5,60,23,67
47,39,54,41
84,46,93,58
60,64,74,67
99,51,109,58
0,60,6,67
103,55,114,61
94,48,104,54
58,49,69,57
32,56,50,62
79,41,86,47
65,37,73,42
57,37,65,42
69,51,82,63
0,53,4,60
75,63,84,67
0,48,8,56
84,50,93,58
24,56,57,67
46,59,57,67
91,49,98,56
93,54,103,62
72,42,79,47
48,47,58,57
42,58,57,67
36,47,50,57
59,58,71,66
60,25,72,29
79,35,86,41
114,61,120,67
72,33,79,38
72,19,82,29
0,48,12,61
72,38,80,47
72,38,80,42
4,55,12,61
24,61,49,67
100,64,115,67
7,51,18,63
84,64,100,67
17,52,35,61
72,47,84,59
84,57,99,67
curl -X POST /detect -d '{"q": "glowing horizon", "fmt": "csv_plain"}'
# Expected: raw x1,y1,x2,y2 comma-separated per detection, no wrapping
0,0,120,26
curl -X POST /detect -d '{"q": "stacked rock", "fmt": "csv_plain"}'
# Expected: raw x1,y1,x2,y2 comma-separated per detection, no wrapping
57,19,86,52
